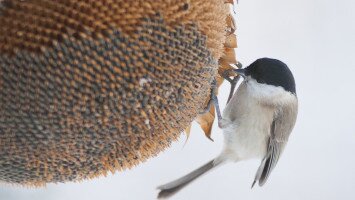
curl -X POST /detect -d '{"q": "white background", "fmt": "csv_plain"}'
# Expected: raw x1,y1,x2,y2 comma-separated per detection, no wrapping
1,0,355,199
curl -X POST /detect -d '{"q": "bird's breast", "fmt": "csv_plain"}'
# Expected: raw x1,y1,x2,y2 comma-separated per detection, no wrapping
221,84,275,161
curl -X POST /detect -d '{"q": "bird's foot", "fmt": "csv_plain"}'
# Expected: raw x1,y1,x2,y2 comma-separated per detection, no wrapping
199,79,223,128
222,61,243,104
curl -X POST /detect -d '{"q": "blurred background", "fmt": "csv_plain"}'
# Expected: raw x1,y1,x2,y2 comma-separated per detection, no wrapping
1,0,355,199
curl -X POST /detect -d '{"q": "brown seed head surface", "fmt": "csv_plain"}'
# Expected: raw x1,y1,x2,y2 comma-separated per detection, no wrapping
0,0,229,185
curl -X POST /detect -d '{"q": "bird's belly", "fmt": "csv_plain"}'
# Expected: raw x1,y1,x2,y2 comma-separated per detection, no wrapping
222,109,273,161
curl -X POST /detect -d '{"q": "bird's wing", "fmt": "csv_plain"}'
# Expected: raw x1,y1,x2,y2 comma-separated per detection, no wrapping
253,102,298,187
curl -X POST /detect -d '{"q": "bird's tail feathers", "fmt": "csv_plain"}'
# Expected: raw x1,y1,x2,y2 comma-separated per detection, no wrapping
157,158,225,199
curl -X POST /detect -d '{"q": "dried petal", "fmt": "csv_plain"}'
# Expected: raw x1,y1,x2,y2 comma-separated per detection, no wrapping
226,14,237,35
196,104,215,141
225,33,237,48
221,48,237,64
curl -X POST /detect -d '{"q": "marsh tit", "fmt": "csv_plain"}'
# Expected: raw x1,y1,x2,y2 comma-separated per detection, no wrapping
157,58,298,199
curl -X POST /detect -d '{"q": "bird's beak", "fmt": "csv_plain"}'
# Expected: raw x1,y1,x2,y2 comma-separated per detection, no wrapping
234,68,246,78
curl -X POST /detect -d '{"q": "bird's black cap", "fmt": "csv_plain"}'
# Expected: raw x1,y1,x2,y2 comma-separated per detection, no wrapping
238,58,296,95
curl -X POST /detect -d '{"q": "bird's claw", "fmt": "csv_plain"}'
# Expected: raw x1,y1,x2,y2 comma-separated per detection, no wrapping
199,79,223,127
222,62,243,104
199,79,218,115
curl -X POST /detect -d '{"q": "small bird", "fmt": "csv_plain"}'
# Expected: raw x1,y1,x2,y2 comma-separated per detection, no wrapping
157,58,298,199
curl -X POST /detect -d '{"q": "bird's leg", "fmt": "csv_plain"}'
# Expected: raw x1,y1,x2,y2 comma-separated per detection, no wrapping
222,71,240,104
211,88,223,128
199,79,223,128
222,61,243,104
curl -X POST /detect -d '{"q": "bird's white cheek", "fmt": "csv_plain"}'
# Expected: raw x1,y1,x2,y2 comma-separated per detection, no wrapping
245,79,297,106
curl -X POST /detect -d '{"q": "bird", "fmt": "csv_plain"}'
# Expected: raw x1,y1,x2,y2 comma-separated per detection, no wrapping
157,57,298,199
